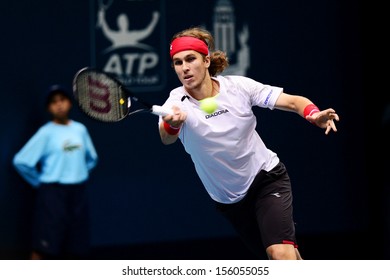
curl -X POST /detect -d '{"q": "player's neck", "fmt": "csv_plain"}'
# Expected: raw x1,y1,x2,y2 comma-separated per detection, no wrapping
210,78,219,97
187,78,218,100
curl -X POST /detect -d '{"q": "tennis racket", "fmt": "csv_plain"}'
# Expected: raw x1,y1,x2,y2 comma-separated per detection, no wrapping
72,67,172,122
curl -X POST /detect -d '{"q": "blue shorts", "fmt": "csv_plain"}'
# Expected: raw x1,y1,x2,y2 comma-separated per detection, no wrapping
32,182,90,258
216,161,298,257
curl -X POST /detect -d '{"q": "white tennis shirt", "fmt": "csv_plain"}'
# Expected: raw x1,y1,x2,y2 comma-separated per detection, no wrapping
160,75,282,203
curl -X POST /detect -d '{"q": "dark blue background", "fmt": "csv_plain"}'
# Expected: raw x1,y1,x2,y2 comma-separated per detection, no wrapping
1,0,379,259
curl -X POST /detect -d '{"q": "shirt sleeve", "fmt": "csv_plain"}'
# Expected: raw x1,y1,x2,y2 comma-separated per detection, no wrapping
13,128,47,187
233,76,283,109
83,127,98,172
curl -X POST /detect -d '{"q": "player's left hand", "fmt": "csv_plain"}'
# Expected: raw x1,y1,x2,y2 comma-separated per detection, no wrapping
306,108,339,135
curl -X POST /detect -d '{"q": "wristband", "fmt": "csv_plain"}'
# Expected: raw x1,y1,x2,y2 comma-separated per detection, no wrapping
303,104,320,123
163,121,181,135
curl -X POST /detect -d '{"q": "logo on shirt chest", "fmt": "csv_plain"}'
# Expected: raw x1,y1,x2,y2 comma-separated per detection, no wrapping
204,109,229,119
63,141,81,152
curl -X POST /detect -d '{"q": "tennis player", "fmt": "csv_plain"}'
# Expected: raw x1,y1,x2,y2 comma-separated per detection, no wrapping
158,27,339,260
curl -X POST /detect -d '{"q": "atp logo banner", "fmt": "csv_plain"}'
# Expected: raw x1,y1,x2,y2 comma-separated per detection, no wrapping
90,0,167,92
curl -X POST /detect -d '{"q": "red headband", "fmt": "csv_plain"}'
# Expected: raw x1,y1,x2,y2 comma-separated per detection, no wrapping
169,37,209,58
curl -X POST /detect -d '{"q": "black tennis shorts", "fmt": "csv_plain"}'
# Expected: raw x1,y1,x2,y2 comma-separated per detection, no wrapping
215,161,298,258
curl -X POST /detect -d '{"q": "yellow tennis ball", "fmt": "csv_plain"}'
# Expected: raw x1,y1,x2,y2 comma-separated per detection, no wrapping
200,97,218,114
119,98,125,105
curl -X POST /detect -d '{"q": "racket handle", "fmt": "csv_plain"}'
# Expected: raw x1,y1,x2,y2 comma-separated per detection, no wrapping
151,105,174,116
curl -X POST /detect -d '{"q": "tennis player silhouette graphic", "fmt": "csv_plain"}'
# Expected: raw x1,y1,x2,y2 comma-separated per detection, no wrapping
97,7,160,52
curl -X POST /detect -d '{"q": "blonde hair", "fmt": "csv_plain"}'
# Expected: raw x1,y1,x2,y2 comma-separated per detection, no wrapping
170,27,229,76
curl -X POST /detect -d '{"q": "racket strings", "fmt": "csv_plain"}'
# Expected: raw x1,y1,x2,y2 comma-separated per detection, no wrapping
75,71,129,122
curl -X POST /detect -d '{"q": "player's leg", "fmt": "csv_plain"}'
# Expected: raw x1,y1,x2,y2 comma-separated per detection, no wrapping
215,198,267,259
255,162,302,260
